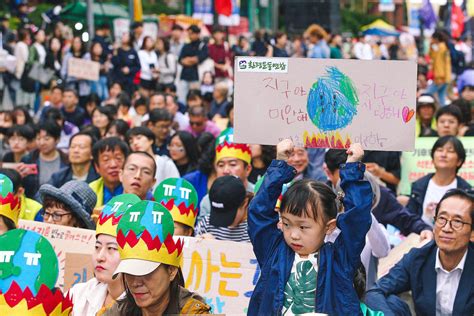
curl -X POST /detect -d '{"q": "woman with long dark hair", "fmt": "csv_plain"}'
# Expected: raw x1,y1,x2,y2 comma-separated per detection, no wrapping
88,41,111,100
168,131,199,176
61,36,91,107
92,106,116,138
111,32,140,96
138,36,159,97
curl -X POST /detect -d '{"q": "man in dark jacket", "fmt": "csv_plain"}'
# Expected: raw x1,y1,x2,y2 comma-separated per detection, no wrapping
178,25,208,103
366,189,474,316
48,132,99,188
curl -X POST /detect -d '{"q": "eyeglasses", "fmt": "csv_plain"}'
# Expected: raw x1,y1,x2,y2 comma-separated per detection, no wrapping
434,215,472,231
190,121,204,127
40,210,72,222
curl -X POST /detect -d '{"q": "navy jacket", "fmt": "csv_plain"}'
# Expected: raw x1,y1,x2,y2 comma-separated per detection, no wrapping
366,241,474,316
406,173,471,217
179,40,208,82
47,164,99,188
248,160,372,315
373,186,431,235
111,47,140,89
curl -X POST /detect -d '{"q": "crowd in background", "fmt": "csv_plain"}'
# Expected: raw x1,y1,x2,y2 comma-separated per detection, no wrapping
0,7,473,316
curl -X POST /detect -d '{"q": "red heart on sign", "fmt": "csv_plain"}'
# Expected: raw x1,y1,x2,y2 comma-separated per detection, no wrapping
402,106,414,123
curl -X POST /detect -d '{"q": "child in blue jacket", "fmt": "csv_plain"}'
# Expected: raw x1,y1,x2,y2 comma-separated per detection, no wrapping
248,140,373,315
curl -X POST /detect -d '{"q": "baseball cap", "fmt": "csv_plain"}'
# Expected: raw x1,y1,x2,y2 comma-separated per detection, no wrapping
209,176,246,227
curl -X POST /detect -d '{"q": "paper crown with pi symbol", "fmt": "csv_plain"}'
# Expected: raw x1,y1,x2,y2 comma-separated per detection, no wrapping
96,194,141,237
154,178,198,229
0,174,21,226
114,201,184,277
0,229,73,316
215,128,252,164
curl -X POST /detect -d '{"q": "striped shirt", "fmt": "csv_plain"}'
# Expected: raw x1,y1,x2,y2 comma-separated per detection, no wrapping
195,215,250,242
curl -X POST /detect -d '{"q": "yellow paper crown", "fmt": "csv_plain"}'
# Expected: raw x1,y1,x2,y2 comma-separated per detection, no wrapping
170,204,197,229
0,282,73,316
0,192,21,226
116,201,184,267
116,230,184,267
96,194,141,237
215,128,252,164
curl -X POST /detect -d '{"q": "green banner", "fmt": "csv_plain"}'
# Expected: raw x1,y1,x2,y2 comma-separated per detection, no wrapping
399,137,474,195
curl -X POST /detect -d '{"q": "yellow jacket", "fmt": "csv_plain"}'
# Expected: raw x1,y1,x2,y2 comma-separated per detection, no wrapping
19,194,42,221
89,177,105,210
429,42,451,83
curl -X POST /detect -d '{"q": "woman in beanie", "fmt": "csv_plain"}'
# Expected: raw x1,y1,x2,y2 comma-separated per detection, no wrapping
104,200,211,315
39,180,97,229
70,194,141,316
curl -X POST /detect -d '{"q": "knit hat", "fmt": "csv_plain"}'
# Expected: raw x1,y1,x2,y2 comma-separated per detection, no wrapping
0,174,21,226
39,181,97,230
114,201,184,278
209,176,246,227
0,229,73,315
215,128,251,164
154,178,198,229
96,194,141,237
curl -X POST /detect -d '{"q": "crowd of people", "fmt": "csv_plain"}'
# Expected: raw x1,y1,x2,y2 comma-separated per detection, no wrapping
0,10,473,316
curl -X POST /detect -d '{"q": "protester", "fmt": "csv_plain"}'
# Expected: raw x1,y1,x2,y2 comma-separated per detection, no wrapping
248,140,371,315
427,31,451,106
48,132,99,187
178,25,208,103
0,173,21,234
105,200,211,315
70,194,140,315
92,106,116,138
154,178,199,237
119,151,156,200
248,144,276,183
366,189,473,315
146,108,173,156
90,137,129,209
156,37,178,88
39,180,96,229
195,175,251,242
61,87,86,128
19,121,69,199
416,94,438,137
183,132,217,205
112,32,141,96
61,36,91,105
208,26,232,81
324,149,434,240
168,131,199,176
306,24,330,59
185,105,221,138
199,128,253,221
406,136,470,224
43,107,80,153
126,126,179,186
209,81,230,119
106,119,130,141
435,104,464,137
138,36,159,97
2,125,35,162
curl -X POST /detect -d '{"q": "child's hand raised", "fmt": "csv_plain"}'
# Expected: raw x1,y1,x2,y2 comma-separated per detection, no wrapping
346,143,364,163
276,139,295,162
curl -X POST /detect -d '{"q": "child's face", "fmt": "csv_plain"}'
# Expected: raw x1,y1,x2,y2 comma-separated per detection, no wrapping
280,211,329,258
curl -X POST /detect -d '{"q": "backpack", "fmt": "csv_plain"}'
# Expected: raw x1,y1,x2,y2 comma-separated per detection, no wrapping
447,42,466,75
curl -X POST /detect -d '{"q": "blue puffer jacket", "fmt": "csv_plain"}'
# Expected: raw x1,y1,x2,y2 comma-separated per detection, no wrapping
248,160,372,315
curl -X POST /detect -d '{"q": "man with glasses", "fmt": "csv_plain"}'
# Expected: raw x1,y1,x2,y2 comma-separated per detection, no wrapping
366,189,474,315
120,151,156,200
184,106,221,138
89,137,129,210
